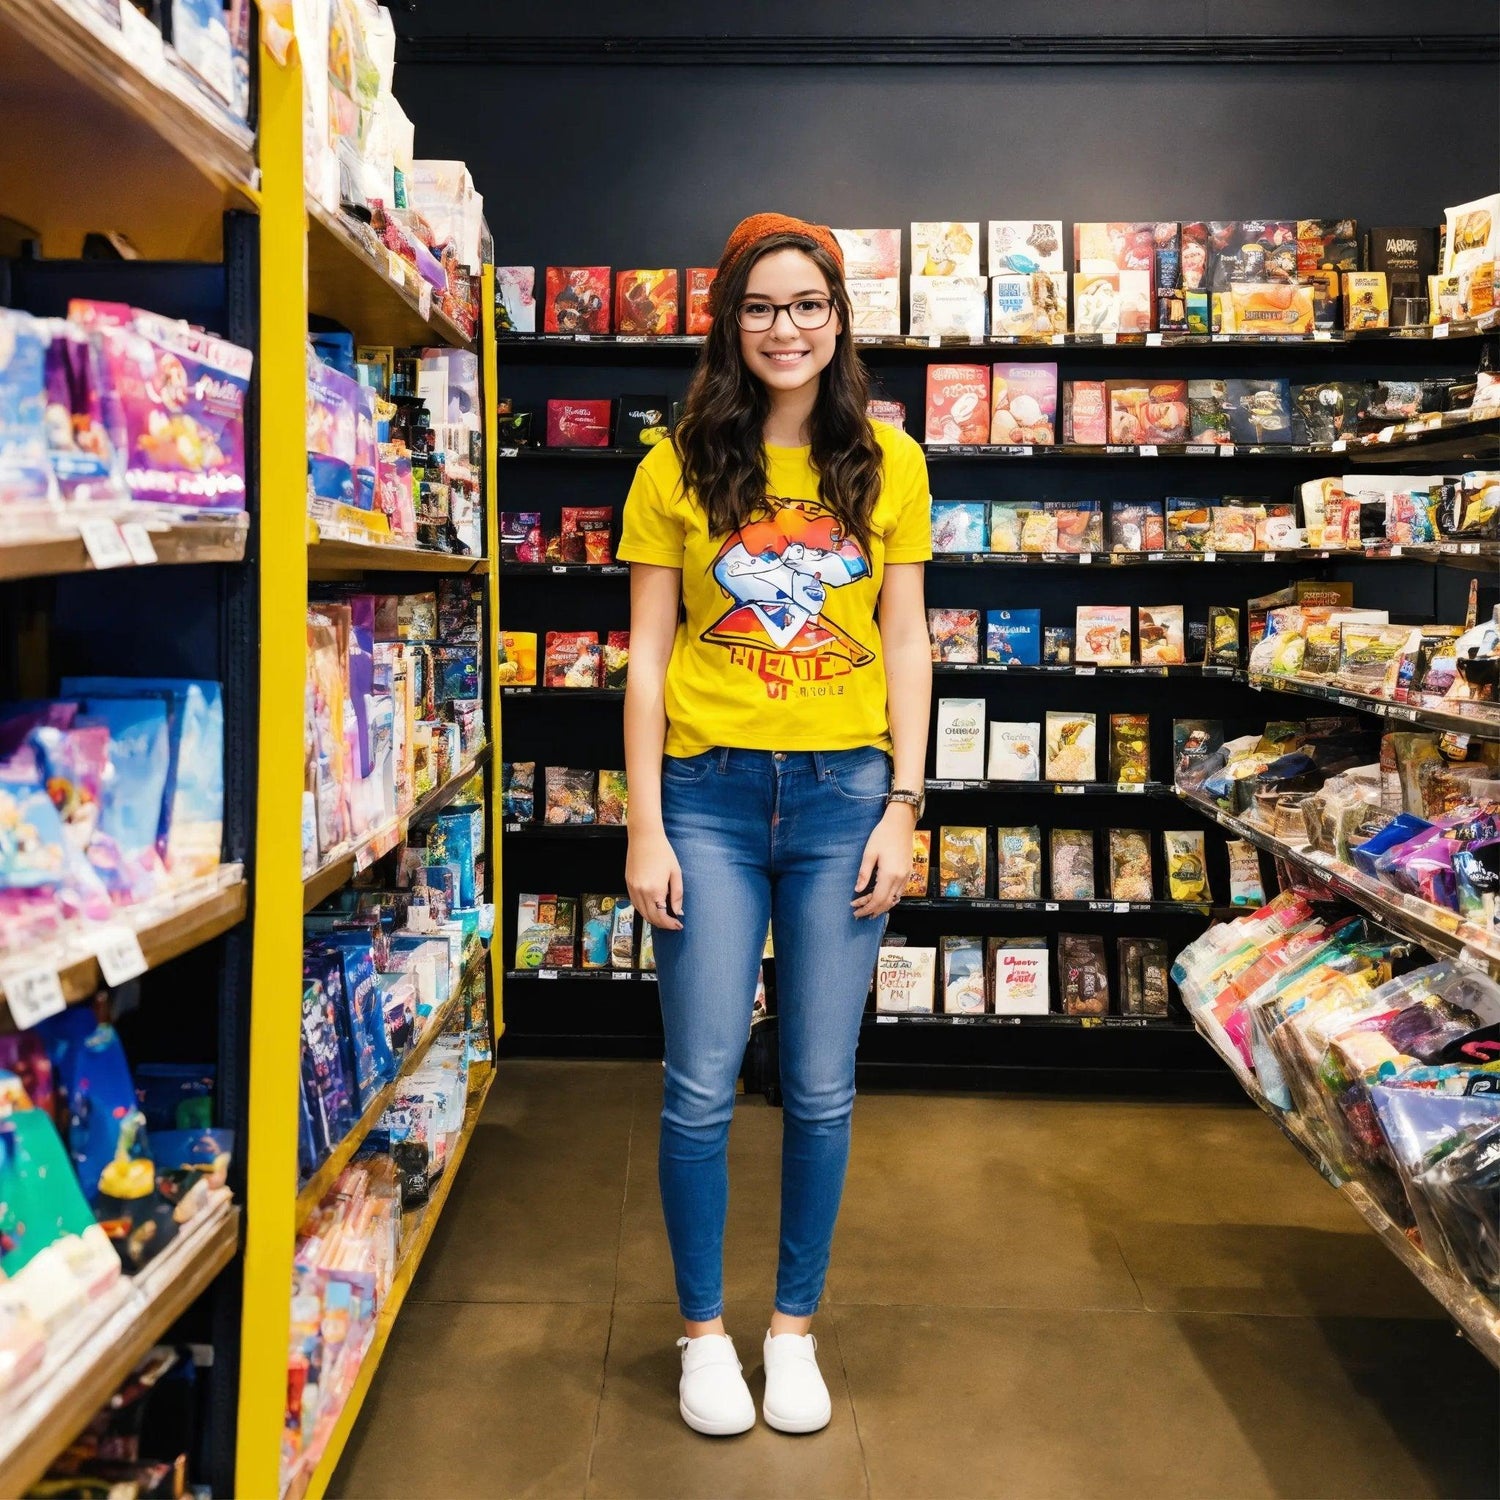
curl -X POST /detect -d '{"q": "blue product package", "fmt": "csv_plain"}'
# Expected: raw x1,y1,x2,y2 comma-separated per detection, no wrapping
300,956,356,1149
36,1007,141,1204
0,759,68,891
346,597,376,779
309,944,374,1111
930,500,989,554
308,355,360,504
0,308,57,506
134,1062,215,1131
151,1125,234,1173
298,1087,321,1178
433,648,480,703
1352,813,1433,879
985,609,1042,666
355,383,377,510
70,697,171,898
62,678,224,880
432,810,477,907
320,934,399,1089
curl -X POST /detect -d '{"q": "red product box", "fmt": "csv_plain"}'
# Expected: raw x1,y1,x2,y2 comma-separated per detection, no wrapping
1062,381,1108,445
547,399,612,448
867,398,907,429
924,364,989,446
685,268,718,335
561,505,615,564
544,630,602,688
1139,380,1189,443
544,266,612,334
1074,222,1156,273
615,269,680,335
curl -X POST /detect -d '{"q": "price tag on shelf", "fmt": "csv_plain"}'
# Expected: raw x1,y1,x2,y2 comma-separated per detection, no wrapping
876,1015,897,1024
1114,901,1130,913
574,333,593,342
499,447,518,459
1102,332,1117,345
1146,332,1163,347
1203,549,1217,562
80,519,132,570
1055,784,1085,795
1263,551,1277,562
538,969,558,980
927,334,942,348
1,965,66,1029
1313,330,1333,342
1119,783,1144,794
551,565,567,574
1044,902,1059,912
1219,444,1235,457
1432,322,1450,339
119,522,159,565
1389,544,1403,557
1138,444,1158,457
1330,438,1348,452
612,972,633,981
1147,551,1165,562
505,822,521,833
1076,665,1096,676
1377,425,1397,443
1080,1016,1102,1029
1078,552,1092,565
95,925,148,987
1461,542,1481,555
1051,333,1066,345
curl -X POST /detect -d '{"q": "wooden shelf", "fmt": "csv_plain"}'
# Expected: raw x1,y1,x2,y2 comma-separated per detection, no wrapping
0,0,257,259
286,1068,496,1500
307,530,488,579
302,749,490,913
0,1202,239,1496
306,199,474,351
0,871,247,1024
0,510,249,582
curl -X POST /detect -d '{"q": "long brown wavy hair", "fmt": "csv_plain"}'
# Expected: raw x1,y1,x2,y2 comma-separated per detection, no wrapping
673,232,885,553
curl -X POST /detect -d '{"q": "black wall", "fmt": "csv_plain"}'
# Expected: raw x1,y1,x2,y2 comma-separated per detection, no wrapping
396,4,1499,1069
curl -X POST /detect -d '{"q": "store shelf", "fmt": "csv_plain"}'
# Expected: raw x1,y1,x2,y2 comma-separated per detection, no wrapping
504,821,626,837
506,967,657,983
896,897,1232,917
295,950,487,1227
0,0,257,259
0,510,249,582
287,1067,496,1500
0,868,247,1025
302,749,491,913
1175,787,1500,978
867,1011,1185,1030
499,562,629,577
496,314,1500,353
500,686,623,701
307,528,489,579
306,198,474,351
0,1201,239,1497
1248,673,1500,741
929,544,1499,569
926,778,1173,798
1183,1006,1500,1365
933,662,1211,679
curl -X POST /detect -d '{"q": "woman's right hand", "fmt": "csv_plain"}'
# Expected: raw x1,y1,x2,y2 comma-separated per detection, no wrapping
627,827,684,931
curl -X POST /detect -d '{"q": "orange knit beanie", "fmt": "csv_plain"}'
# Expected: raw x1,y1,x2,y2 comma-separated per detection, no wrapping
713,213,845,307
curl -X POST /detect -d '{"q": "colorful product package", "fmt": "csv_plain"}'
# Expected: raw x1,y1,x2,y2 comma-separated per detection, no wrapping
1226,839,1266,906
924,365,989,446
0,308,57,507
596,769,629,825
985,609,1041,665
928,608,980,664
1108,714,1151,784
684,269,717,335
609,899,637,968
1050,829,1095,901
500,512,544,563
1137,606,1185,665
930,501,989,554
614,269,679,335
497,630,538,687
1164,829,1211,902
989,364,1057,445
544,267,611,334
1075,606,1132,666
1042,627,1074,665
876,947,937,1013
989,272,1068,336
909,277,986,337
603,631,630,690
1045,712,1096,782
941,935,987,1014
989,937,1050,1015
546,400,611,448
544,631,601,689
906,830,932,896
1058,933,1110,1016
935,698,986,779
987,722,1040,781
1166,497,1212,552
579,894,619,968
1118,937,1171,1017
989,220,1064,274
1109,502,1165,553
544,767,597,825
912,222,981,275
42,319,123,503
995,826,1042,901
495,267,537,332
1062,380,1108,444
1108,829,1154,901
1045,501,1103,554
938,826,988,898
560,505,614,564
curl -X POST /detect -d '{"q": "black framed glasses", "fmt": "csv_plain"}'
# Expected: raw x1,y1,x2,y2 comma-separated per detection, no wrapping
736,297,835,332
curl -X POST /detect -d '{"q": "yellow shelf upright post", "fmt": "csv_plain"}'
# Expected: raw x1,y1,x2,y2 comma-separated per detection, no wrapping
481,264,504,1045
235,31,310,1500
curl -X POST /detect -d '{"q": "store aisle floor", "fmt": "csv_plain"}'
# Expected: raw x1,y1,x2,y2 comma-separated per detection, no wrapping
329,1061,1498,1500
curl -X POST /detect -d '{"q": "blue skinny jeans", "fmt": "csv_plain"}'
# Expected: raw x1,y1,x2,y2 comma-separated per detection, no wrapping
653,747,890,1321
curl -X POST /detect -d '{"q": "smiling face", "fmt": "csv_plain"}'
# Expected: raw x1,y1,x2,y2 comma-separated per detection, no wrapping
736,247,842,400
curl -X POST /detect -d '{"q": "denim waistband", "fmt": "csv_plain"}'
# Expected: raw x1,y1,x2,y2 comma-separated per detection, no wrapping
697,747,887,777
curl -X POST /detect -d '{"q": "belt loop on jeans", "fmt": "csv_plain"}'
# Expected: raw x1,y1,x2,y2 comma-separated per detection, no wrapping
812,750,826,780
715,746,731,773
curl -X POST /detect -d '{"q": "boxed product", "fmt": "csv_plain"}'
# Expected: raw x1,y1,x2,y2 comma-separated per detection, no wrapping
1188,380,1232,445
544,267,611,334
614,396,670,449
685,269,717,335
925,366,989,446
1224,379,1292,446
928,608,981,663
988,220,1065,274
1050,829,1096,901
1058,932,1110,1016
1046,501,1103,553
907,829,932,897
1227,282,1315,334
1108,714,1151,784
614,269,679,335
1109,502,1165,553
1163,829,1211,902
1014,504,1057,552
1137,605,1185,665
1045,712,1096,782
1107,829,1153,901
985,609,1042,665
1062,380,1108,445
909,278,987,338
1342,272,1390,330
847,280,902,336
935,698,986,779
1207,608,1241,666
989,363,1057,445
930,500,989,553
989,937,1050,1015
1139,380,1189,443
1443,193,1499,274
987,721,1041,781
1075,606,1132,666
938,826,988,898
1074,221,1156,273
560,505,614,564
1107,383,1150,445
546,400,611,448
494,267,537,332
1042,627,1075,665
876,946,937,1013
833,228,902,279
995,825,1043,900
989,272,1068,336
1118,937,1170,1017
941,936,987,1014
1073,271,1122,334
912,222,980,276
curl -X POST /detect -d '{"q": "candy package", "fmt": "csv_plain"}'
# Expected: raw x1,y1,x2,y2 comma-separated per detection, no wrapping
1227,839,1266,906
1164,829,1211,902
995,826,1042,900
1045,712,1096,782
906,830,932,897
1109,502,1165,554
544,767,596,825
1118,936,1171,1017
941,935,987,1014
928,608,981,664
1108,829,1154,902
597,769,628,825
1050,829,1096,901
1058,932,1110,1016
1108,714,1151,784
938,825,988,898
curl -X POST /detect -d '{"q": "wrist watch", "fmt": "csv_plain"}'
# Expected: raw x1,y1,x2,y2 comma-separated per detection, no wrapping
886,787,925,819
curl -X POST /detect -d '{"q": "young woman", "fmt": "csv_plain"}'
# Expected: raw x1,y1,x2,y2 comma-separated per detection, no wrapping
617,213,932,1437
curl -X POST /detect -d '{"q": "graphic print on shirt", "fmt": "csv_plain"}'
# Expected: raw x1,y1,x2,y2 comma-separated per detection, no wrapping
701,498,874,699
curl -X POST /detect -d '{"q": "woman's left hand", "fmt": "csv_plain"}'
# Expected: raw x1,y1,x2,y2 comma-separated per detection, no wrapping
851,807,915,919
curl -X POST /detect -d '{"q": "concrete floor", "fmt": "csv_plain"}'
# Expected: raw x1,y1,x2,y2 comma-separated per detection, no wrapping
329,1060,1499,1499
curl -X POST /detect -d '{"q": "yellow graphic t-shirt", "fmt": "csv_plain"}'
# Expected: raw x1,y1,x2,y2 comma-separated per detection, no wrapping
617,421,932,756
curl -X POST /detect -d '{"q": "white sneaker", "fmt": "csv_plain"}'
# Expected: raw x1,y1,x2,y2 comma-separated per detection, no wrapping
761,1330,832,1434
677,1334,755,1436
